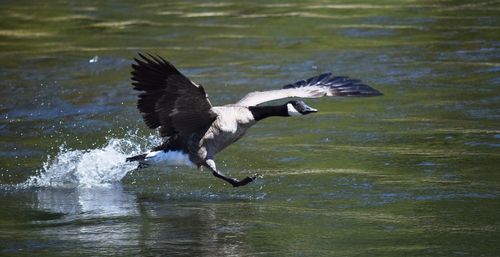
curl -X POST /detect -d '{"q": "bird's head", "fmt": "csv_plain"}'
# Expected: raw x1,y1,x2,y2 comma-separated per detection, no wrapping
286,100,318,116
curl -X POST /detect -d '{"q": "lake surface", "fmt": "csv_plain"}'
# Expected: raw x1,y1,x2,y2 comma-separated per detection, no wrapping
1,0,500,256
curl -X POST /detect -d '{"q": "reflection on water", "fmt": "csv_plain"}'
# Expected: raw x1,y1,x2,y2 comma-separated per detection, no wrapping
28,185,250,256
32,185,142,254
34,184,138,218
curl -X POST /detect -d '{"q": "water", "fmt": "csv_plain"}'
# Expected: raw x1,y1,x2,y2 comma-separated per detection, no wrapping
1,0,500,256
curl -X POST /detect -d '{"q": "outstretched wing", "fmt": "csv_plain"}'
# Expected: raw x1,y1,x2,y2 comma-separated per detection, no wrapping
131,53,217,137
236,72,382,107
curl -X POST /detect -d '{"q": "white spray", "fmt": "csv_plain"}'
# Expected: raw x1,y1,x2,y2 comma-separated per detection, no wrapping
21,132,162,188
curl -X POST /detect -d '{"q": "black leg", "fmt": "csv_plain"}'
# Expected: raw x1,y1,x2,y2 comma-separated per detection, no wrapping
204,159,257,187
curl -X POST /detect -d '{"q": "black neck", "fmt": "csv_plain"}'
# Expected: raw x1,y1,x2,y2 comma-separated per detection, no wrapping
249,105,288,121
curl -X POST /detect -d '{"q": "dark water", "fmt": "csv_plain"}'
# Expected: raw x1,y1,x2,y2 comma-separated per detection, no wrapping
1,0,500,256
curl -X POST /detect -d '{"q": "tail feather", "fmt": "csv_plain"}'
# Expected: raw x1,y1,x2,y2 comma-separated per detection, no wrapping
126,153,147,162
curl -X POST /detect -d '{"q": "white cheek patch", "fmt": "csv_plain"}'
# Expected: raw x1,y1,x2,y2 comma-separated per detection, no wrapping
287,103,302,116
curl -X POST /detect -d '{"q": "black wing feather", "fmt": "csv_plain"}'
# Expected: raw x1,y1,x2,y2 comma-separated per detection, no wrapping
283,72,382,96
131,53,216,137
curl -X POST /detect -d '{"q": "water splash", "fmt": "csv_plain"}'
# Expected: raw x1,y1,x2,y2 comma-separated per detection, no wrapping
21,132,161,188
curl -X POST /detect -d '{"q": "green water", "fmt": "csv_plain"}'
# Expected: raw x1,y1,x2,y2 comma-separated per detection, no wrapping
1,0,500,256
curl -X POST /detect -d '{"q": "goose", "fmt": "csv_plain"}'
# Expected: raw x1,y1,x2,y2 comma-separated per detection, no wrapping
126,54,382,187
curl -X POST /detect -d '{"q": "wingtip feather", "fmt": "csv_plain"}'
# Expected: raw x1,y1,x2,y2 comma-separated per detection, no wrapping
283,72,383,97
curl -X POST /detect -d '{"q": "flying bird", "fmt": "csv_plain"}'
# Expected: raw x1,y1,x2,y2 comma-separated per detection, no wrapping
126,54,382,187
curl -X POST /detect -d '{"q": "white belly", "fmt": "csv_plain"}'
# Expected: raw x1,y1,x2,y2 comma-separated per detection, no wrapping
143,150,195,167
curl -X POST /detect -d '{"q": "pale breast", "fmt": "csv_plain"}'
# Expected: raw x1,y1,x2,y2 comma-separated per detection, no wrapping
211,106,255,133
201,106,256,156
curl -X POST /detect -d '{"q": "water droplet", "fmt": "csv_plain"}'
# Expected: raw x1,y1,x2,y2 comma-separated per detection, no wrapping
19,134,156,188
89,56,99,63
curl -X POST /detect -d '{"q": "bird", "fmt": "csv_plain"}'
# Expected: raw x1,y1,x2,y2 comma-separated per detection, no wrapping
126,53,382,187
